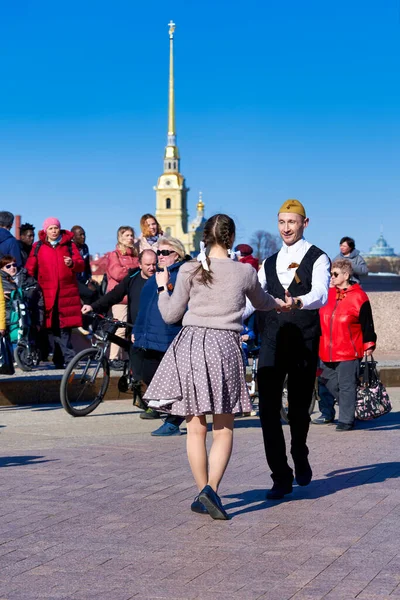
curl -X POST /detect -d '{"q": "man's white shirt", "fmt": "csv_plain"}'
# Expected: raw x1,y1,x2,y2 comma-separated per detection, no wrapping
244,238,330,319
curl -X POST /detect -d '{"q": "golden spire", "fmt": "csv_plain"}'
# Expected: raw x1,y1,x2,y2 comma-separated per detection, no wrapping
168,20,175,136
164,20,179,165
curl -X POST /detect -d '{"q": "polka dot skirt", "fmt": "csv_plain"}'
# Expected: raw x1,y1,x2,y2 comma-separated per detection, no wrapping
143,326,252,417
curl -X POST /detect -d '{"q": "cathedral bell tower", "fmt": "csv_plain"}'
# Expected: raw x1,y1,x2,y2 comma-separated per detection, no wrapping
155,21,190,246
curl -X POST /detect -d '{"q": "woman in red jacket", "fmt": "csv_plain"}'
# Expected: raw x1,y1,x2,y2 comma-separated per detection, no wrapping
106,226,139,369
319,259,376,431
26,217,84,368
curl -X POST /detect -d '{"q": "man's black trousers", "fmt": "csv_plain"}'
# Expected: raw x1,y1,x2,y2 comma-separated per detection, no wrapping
257,337,319,485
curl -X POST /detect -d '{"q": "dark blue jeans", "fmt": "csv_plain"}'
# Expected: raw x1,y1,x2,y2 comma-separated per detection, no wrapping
317,377,336,421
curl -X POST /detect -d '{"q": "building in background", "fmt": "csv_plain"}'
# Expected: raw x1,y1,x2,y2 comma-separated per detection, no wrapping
154,21,205,255
363,232,400,276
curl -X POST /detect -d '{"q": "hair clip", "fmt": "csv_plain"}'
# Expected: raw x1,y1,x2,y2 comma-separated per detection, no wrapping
227,249,241,261
197,241,209,271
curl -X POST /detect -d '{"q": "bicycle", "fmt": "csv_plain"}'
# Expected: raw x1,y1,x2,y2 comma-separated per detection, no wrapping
60,313,135,417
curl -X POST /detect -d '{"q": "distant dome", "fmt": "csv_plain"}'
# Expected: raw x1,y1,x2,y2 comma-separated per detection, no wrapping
188,193,206,255
366,233,396,257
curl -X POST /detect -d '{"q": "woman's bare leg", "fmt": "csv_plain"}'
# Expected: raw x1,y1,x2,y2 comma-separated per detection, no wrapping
207,414,235,492
186,415,208,491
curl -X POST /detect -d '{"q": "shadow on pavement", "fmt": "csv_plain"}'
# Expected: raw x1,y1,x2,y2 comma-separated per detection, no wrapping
0,404,62,412
233,418,261,429
355,410,400,431
225,461,400,517
0,455,57,468
88,410,143,417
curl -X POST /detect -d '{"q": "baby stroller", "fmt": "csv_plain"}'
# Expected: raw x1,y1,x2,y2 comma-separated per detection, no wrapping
9,288,41,371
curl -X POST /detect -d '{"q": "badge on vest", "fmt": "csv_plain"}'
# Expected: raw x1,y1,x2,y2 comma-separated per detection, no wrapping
288,262,301,284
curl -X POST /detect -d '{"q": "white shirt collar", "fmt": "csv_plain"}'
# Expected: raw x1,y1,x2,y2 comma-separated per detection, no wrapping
281,237,306,254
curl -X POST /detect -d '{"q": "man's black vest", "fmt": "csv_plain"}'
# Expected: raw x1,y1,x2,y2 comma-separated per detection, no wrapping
262,245,325,344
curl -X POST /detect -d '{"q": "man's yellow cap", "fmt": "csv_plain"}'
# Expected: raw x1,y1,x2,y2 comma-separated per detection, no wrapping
278,199,306,218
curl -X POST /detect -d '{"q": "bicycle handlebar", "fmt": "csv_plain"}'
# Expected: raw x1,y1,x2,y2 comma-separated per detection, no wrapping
87,312,135,329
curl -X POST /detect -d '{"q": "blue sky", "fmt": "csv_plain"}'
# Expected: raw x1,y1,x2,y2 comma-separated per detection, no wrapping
1,0,399,257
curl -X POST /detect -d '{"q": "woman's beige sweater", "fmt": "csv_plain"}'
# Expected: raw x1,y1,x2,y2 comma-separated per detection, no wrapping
158,257,277,333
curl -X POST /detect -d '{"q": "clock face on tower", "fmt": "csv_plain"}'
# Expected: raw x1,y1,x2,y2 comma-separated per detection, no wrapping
159,174,179,189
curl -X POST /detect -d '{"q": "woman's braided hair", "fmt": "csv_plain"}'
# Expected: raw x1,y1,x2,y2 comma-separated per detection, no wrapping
191,214,236,286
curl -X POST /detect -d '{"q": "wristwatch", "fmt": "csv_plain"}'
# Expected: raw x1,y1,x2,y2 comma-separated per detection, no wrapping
293,298,303,309
157,286,165,294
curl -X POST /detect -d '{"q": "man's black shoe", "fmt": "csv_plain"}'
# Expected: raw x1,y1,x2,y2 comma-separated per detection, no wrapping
266,482,293,500
336,422,354,431
294,459,313,486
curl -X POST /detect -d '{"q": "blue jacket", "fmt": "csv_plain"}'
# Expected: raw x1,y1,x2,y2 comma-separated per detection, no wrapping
0,229,23,267
133,259,188,352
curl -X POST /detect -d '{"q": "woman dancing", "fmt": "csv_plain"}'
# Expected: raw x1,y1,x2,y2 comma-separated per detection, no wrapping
144,214,288,520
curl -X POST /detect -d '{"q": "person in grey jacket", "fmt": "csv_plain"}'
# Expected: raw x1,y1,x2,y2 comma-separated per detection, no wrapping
334,237,368,283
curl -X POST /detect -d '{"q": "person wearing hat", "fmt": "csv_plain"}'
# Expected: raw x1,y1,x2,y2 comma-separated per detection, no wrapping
245,199,330,499
26,218,84,368
235,244,259,271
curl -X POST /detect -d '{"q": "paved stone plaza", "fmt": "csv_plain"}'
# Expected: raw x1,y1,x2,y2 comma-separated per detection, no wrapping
0,392,399,600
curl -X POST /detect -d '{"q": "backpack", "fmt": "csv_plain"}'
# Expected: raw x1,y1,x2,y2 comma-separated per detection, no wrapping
8,288,30,344
34,239,73,258
100,251,120,296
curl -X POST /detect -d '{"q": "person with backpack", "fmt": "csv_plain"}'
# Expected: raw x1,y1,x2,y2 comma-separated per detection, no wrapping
105,226,139,370
0,255,44,346
26,217,84,368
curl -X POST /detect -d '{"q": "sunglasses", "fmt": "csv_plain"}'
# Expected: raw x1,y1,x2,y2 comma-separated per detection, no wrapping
4,263,17,269
330,272,340,277
157,249,176,256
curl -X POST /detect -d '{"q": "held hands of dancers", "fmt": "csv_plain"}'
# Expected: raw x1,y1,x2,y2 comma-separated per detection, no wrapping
274,290,303,312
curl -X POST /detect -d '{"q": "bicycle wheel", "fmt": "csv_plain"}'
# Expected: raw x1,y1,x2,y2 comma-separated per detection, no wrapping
280,376,318,423
14,345,33,372
60,348,110,416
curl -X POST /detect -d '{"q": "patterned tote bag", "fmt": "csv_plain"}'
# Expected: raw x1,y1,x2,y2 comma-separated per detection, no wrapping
355,356,392,421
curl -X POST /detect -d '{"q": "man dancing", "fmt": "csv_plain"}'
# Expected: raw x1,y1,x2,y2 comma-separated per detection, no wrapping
246,199,330,499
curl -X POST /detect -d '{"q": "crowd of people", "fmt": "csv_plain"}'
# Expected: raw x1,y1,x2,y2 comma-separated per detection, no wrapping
0,204,376,520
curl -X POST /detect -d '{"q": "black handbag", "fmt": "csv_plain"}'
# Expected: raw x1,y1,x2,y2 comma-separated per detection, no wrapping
0,334,15,375
355,356,391,421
